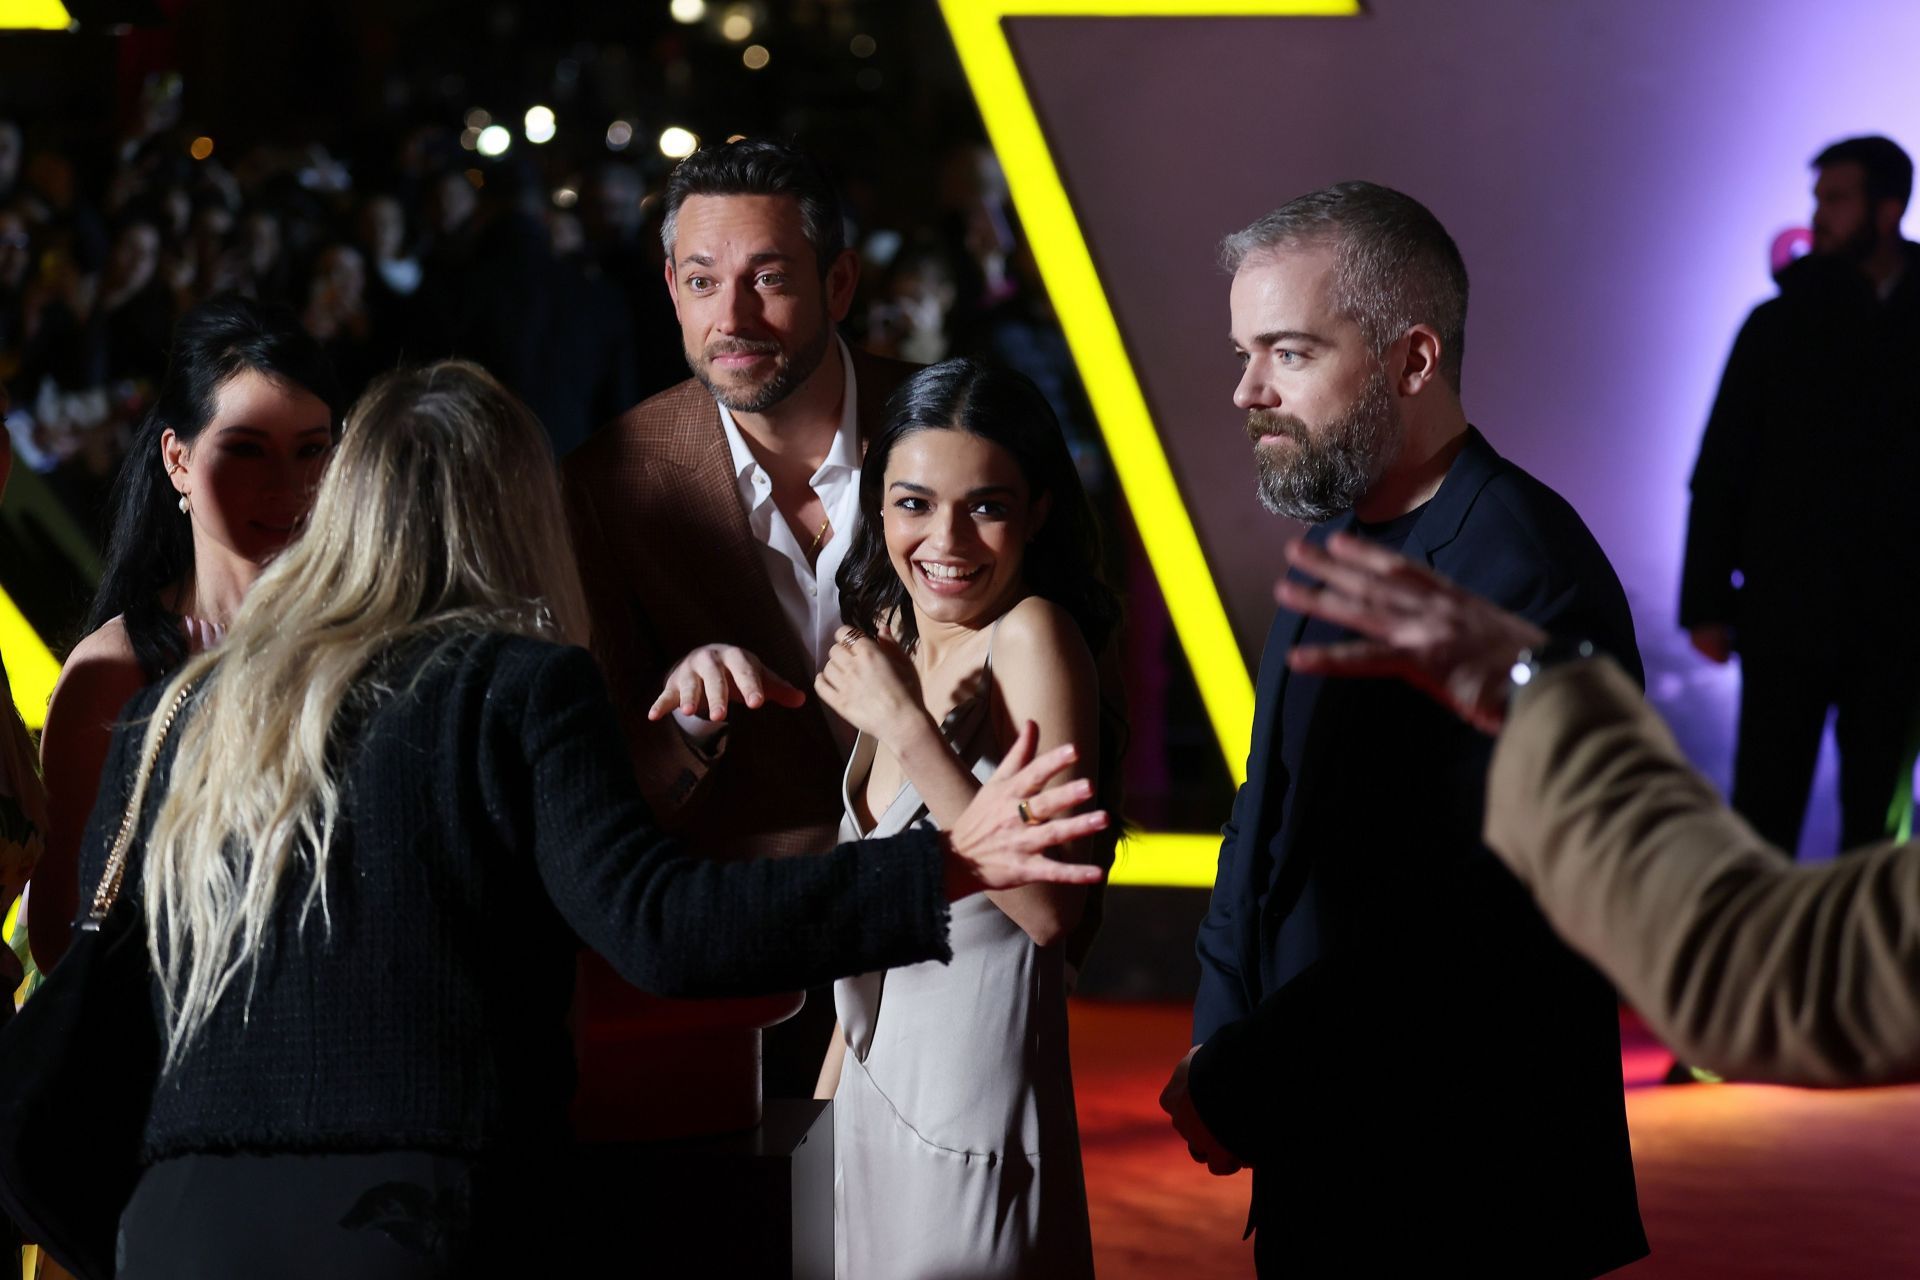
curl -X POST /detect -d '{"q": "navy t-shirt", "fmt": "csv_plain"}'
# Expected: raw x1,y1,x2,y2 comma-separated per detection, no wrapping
1259,502,1431,988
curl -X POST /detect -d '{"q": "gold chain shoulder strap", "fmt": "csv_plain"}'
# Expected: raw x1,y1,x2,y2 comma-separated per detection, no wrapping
82,680,197,931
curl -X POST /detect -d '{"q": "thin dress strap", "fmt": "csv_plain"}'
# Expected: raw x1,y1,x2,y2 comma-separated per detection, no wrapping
981,611,1008,687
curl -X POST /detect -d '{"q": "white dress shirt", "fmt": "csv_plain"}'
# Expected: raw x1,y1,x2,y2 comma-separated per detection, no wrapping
675,337,862,748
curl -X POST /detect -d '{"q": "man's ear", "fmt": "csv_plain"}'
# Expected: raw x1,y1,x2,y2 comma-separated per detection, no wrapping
1876,197,1906,241
825,248,860,324
1395,325,1445,398
663,257,682,315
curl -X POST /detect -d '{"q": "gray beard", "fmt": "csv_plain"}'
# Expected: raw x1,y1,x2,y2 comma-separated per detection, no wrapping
1250,367,1401,523
691,319,833,415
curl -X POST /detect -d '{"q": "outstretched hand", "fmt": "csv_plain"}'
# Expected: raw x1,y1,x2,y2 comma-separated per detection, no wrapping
944,721,1108,898
647,643,807,724
1277,533,1546,734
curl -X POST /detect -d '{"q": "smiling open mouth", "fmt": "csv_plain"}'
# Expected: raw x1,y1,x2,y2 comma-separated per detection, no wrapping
915,560,982,584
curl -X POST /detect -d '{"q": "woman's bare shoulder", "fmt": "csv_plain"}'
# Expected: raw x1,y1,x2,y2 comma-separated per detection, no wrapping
45,618,146,736
996,596,1087,652
992,596,1094,684
63,616,137,667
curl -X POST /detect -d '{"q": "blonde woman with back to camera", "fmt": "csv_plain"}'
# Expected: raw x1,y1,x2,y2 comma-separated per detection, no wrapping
59,360,1105,1277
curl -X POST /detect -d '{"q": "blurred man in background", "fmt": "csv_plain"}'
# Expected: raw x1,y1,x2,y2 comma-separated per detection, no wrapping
1681,135,1920,856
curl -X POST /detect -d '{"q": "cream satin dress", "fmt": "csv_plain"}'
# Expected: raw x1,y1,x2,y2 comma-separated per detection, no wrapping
831,627,1095,1279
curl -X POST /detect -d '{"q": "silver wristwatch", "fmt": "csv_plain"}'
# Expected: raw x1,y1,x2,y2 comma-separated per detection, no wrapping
1507,636,1597,703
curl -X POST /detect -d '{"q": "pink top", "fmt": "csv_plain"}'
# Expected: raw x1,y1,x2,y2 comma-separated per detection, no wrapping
181,614,226,654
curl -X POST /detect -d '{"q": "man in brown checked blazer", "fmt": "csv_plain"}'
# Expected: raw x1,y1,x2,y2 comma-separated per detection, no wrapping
564,140,916,1101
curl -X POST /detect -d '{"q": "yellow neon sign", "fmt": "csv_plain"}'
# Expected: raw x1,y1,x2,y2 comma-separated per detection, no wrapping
940,0,1360,886
0,0,72,30
1,0,79,712
0,589,56,731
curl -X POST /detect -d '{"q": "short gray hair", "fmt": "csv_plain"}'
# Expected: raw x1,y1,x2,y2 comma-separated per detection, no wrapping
1221,181,1469,390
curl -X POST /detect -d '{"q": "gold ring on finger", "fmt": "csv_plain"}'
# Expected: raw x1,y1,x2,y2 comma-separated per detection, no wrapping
1017,799,1041,826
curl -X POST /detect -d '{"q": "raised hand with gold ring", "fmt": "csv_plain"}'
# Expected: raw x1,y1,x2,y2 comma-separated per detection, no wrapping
941,721,1109,898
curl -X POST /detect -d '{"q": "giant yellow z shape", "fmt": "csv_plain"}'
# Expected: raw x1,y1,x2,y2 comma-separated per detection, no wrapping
0,0,73,29
939,0,1361,886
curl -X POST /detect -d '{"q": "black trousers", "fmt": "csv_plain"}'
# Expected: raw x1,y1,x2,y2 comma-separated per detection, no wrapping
117,1149,580,1278
1731,642,1920,856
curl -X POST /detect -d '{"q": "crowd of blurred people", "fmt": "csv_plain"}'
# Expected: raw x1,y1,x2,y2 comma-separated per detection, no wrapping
0,79,1103,563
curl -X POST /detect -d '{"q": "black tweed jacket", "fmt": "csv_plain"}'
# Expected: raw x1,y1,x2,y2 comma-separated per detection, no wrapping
78,632,950,1161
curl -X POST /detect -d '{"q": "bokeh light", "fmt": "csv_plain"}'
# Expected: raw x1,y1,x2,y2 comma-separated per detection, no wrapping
658,126,699,159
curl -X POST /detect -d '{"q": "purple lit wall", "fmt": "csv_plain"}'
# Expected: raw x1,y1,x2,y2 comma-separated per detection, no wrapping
1008,0,1920,857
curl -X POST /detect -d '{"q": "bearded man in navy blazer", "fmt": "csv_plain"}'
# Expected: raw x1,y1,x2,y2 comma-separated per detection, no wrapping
1159,183,1649,1277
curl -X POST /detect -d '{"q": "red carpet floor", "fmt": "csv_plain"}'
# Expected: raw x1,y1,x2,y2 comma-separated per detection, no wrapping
1070,1001,1920,1279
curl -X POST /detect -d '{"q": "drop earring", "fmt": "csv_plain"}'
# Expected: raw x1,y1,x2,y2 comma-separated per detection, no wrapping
178,494,191,515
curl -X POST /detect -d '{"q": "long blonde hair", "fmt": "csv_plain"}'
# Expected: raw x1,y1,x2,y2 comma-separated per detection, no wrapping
131,360,590,1065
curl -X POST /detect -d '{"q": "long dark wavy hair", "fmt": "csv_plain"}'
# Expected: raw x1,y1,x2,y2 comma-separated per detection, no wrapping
838,357,1122,657
85,295,343,681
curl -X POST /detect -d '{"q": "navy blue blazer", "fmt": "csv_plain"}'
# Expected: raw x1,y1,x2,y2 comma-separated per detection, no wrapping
1188,428,1649,1277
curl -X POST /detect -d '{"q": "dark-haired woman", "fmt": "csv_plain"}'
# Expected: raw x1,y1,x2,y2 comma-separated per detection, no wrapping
813,358,1122,1279
31,294,339,968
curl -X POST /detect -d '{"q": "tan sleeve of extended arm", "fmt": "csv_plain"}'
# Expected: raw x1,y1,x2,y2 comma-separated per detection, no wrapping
1486,658,1920,1086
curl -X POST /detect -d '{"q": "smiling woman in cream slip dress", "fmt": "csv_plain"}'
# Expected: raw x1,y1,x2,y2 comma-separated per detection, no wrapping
814,358,1124,1279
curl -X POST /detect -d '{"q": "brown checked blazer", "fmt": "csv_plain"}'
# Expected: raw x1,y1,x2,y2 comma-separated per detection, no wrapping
563,347,919,862
1488,658,1920,1086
